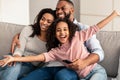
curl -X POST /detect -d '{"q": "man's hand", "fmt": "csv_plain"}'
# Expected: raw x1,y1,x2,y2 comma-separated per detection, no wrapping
67,59,88,70
10,33,20,53
67,54,99,70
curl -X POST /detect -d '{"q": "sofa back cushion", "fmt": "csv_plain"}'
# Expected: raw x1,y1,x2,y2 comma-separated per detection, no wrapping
97,31,120,77
0,22,25,56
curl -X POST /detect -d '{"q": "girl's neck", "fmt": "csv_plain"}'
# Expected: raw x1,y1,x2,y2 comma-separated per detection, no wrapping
38,31,46,42
60,40,70,46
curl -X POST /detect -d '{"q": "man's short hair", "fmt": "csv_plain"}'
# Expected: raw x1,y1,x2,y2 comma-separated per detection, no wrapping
59,0,74,7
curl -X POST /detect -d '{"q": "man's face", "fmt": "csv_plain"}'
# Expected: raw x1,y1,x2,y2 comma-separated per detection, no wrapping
56,1,73,19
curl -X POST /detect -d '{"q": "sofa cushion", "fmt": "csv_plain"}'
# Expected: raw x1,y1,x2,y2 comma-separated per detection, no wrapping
0,22,25,56
97,31,120,77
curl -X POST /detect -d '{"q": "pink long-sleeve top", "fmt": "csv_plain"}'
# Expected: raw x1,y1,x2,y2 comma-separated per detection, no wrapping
43,25,99,77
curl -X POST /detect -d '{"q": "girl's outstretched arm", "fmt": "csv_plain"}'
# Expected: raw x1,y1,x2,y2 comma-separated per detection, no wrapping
97,10,120,29
0,54,45,67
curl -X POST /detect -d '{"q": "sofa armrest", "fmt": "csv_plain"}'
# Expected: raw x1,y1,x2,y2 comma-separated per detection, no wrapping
0,22,25,56
97,31,120,78
116,57,120,80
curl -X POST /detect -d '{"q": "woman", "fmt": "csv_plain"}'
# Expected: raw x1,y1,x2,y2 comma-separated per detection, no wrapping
0,8,55,80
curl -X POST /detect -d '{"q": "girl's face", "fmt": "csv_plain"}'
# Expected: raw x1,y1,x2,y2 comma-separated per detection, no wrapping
40,13,54,32
56,21,69,44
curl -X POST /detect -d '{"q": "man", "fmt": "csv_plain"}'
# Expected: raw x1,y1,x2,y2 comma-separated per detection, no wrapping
8,0,107,80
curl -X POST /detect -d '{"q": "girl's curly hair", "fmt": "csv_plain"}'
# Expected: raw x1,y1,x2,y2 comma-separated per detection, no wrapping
46,18,78,51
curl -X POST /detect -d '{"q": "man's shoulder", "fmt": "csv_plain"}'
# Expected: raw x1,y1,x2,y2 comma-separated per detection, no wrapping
73,19,90,30
22,25,33,32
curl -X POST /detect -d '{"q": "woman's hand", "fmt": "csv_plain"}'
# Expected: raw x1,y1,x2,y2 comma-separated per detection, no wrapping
0,55,14,67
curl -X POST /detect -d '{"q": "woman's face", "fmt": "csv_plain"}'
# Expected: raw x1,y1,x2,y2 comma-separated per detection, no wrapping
40,13,54,32
56,21,69,44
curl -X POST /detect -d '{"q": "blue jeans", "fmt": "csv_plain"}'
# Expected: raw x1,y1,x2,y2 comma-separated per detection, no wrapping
0,62,36,80
80,64,107,80
20,67,79,80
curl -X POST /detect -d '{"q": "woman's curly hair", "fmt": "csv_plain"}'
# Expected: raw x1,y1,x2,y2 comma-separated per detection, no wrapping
46,18,78,51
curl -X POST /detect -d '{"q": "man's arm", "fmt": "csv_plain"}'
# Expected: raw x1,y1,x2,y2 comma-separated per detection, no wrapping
70,10,120,70
85,34,104,62
10,33,20,53
74,20,104,62
67,25,103,70
68,35,102,70
68,53,99,70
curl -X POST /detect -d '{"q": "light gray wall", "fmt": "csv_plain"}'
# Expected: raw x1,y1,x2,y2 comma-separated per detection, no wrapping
29,0,80,24
29,0,58,24
0,0,80,25
72,0,80,21
0,0,29,25
0,0,1,21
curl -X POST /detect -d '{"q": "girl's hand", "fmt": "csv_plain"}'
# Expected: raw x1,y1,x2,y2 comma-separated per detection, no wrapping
113,10,120,16
7,55,21,66
116,10,120,16
0,55,14,67
7,62,16,67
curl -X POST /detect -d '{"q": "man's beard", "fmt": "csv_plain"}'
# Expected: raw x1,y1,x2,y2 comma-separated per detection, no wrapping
57,12,71,19
64,12,71,19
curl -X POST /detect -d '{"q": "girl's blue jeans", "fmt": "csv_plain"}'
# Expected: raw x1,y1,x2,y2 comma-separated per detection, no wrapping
80,64,107,80
20,66,79,80
0,62,79,80
20,64,107,80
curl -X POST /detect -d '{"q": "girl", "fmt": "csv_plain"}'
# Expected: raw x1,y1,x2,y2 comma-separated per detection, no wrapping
0,10,119,79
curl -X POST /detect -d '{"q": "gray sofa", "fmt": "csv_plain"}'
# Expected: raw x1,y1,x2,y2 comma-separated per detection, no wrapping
0,22,120,80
